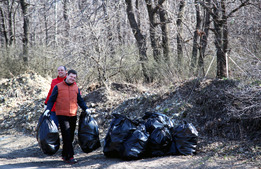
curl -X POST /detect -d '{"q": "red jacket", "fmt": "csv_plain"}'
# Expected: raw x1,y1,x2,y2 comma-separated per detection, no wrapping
45,76,66,112
55,81,78,116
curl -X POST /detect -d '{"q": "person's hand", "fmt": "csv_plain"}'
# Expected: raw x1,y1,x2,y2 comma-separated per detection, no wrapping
43,109,50,116
85,109,91,115
44,105,47,110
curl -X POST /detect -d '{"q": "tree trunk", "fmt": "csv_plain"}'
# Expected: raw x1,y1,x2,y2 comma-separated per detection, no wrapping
63,0,69,45
7,1,14,46
135,0,141,28
116,2,122,44
125,0,150,82
177,0,185,73
190,0,201,75
54,1,58,47
200,0,250,79
159,3,170,63
221,0,228,77
102,0,115,57
43,3,48,46
197,0,210,77
212,1,226,78
0,7,8,48
146,0,161,63
20,0,29,65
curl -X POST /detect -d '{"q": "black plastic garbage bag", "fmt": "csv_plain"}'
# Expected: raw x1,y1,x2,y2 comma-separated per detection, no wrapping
167,141,178,155
146,127,173,157
172,121,198,155
143,112,174,133
103,114,137,158
36,114,60,155
122,123,149,160
78,112,101,153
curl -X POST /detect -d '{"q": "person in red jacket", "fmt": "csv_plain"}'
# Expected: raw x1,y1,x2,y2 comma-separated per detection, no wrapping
44,66,67,126
44,69,89,164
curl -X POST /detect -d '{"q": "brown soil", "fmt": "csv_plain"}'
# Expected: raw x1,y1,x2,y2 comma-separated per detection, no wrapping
0,72,260,168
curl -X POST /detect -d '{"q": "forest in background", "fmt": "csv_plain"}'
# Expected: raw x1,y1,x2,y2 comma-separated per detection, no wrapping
0,0,260,86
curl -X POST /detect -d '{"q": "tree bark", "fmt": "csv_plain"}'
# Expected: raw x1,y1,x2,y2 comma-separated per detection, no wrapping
125,0,150,82
212,1,226,78
63,0,69,45
201,0,250,79
116,2,122,44
197,0,210,77
7,0,14,46
190,0,201,75
177,0,185,73
221,0,228,78
145,0,161,63
0,7,8,48
43,3,48,46
102,0,115,57
159,3,170,63
135,0,141,28
20,0,29,65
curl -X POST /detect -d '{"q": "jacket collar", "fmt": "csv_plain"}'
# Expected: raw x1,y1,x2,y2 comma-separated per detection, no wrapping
57,76,66,81
63,79,76,86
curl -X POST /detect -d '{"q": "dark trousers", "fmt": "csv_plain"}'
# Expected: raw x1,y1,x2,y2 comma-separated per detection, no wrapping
57,115,77,160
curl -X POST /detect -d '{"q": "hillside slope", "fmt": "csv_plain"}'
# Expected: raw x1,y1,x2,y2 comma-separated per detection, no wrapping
0,72,260,168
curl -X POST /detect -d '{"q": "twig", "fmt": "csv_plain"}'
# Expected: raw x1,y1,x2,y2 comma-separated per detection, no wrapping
204,55,215,78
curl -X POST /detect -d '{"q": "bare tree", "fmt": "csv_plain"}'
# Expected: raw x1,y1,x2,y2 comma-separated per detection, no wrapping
145,0,162,63
0,0,16,47
200,0,250,78
196,0,210,77
190,0,201,75
135,0,141,28
0,7,8,48
102,0,115,57
159,1,170,63
116,2,123,44
177,0,185,73
63,0,69,45
20,0,29,65
43,2,48,46
8,0,15,46
125,0,150,82
144,0,170,66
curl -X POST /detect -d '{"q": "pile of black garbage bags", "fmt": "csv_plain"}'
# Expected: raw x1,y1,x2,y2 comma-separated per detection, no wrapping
36,112,100,155
36,111,198,161
103,112,198,160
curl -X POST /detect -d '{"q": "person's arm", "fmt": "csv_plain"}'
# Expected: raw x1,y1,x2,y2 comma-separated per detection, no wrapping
77,88,88,110
46,85,58,110
44,80,54,105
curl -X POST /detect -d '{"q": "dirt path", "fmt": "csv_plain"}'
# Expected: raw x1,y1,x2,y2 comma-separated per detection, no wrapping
0,133,259,169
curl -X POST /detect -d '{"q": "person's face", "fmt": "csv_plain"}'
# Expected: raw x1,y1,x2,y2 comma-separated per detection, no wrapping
57,67,66,78
66,73,76,84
